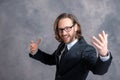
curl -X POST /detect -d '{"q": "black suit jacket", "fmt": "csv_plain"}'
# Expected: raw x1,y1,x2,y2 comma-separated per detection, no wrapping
29,37,112,80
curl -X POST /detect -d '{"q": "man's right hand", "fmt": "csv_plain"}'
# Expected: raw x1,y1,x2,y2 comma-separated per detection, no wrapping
30,39,41,55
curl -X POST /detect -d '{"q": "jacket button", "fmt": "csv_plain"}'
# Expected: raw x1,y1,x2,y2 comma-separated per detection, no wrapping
57,75,61,78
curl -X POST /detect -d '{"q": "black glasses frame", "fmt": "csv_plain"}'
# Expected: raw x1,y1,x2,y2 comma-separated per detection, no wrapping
58,23,75,33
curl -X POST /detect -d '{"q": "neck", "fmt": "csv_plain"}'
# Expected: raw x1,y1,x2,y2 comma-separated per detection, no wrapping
66,39,78,50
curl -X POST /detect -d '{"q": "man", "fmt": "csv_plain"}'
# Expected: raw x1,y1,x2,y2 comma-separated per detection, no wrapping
29,13,112,80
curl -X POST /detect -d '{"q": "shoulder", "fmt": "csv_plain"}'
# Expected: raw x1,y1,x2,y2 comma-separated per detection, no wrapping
77,37,96,51
77,37,97,58
84,44,96,52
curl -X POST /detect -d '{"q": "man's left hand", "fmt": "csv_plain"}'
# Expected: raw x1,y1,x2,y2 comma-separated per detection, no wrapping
92,31,109,57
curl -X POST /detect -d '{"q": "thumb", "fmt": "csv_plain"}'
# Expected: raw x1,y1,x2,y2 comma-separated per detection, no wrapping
37,38,41,46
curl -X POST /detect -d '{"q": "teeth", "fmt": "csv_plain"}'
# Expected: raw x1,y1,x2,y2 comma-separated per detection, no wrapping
63,36,69,39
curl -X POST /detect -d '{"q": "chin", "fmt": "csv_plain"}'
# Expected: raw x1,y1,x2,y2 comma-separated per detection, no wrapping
64,40,71,44
62,38,71,44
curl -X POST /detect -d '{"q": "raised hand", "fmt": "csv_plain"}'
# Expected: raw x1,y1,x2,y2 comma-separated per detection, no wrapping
30,39,41,55
92,31,108,57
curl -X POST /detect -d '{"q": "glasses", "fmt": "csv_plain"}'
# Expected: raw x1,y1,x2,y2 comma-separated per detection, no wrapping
58,24,75,33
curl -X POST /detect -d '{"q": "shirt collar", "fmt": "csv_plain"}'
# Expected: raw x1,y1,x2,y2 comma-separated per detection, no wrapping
66,39,78,50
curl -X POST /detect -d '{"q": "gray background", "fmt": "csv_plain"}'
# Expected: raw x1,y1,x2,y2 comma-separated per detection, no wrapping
0,0,119,80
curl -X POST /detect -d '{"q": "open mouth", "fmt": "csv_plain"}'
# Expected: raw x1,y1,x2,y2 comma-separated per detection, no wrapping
62,35,70,42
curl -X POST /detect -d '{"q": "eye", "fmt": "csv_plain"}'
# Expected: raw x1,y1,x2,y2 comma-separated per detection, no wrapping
65,27,70,30
58,24,74,33
65,27,72,31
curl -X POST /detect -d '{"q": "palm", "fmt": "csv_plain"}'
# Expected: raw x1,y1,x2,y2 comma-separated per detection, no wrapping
92,31,108,57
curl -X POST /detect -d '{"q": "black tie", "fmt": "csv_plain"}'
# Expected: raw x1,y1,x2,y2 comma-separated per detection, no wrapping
60,46,68,61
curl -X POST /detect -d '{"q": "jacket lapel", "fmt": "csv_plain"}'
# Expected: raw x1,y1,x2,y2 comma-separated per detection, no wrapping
54,42,65,70
58,37,88,73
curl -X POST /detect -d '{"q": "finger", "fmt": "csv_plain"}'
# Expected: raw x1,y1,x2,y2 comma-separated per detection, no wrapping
102,31,108,44
31,48,36,51
30,41,35,47
30,44,35,48
30,46,37,51
102,30,106,40
30,40,34,44
30,49,36,53
92,42,102,50
99,34,104,43
92,36,102,46
105,34,108,44
30,41,33,47
37,39,41,46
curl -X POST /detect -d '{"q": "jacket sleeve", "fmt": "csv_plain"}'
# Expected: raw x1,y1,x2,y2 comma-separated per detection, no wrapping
91,53,112,75
82,45,112,75
29,49,56,65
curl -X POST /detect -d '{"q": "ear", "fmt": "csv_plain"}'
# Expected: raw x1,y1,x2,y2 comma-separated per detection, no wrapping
74,24,78,32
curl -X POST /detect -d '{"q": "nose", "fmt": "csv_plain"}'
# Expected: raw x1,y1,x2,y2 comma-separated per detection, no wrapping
62,30,67,35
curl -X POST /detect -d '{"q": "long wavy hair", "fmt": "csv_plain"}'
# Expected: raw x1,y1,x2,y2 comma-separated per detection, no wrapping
54,13,82,42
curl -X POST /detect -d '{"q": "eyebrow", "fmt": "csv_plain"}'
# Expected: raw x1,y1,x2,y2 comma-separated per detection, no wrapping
58,24,74,28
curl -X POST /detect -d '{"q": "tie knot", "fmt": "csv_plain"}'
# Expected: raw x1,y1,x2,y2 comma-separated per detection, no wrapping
64,46,68,53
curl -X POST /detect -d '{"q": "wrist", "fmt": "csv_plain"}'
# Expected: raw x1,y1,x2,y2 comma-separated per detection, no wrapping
100,51,109,57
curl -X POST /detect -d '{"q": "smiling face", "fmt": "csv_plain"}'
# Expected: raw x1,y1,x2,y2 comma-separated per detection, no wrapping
58,18,78,44
54,13,82,43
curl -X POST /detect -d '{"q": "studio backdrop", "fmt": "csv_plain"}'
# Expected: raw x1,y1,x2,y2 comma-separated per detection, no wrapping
0,0,120,80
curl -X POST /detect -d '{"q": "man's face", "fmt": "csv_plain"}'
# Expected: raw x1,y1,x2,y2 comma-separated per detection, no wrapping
58,18,77,44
